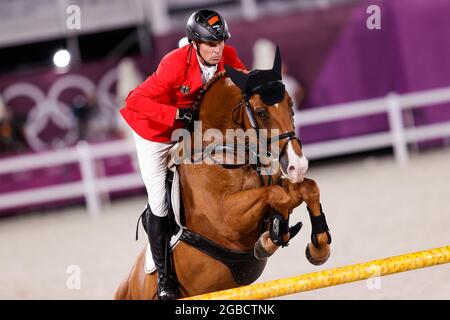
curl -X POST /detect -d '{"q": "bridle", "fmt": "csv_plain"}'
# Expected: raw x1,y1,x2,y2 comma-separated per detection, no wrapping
228,84,303,185
188,78,303,186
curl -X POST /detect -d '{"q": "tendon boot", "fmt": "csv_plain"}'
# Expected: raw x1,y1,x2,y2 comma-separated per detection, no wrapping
145,206,179,300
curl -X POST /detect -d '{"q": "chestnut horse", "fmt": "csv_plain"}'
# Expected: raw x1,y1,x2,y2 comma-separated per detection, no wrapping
114,49,332,299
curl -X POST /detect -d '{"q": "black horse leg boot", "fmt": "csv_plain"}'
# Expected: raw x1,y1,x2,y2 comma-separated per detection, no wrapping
145,206,179,300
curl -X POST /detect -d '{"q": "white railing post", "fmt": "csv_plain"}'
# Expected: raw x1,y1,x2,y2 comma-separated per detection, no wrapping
77,141,102,217
241,0,259,21
95,158,112,210
387,93,409,167
143,0,170,36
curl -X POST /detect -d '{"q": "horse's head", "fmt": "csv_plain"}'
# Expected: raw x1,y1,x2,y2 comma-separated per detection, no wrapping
225,47,308,183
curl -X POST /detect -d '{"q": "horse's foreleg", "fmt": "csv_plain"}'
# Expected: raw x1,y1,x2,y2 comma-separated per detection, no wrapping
221,185,292,238
298,178,332,265
221,185,294,258
252,181,309,259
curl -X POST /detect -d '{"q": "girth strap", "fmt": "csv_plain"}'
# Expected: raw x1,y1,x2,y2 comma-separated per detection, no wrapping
179,229,267,285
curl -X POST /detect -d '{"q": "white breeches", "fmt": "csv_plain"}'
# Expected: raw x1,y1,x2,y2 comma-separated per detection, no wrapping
133,132,174,217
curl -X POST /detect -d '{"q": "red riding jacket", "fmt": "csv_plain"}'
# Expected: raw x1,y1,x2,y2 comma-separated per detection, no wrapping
120,44,246,142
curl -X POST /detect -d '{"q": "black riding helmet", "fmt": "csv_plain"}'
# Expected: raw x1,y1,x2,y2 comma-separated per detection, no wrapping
186,9,231,43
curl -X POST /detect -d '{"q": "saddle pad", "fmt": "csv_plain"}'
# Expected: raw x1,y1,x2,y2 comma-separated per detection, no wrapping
144,166,184,274
170,165,182,227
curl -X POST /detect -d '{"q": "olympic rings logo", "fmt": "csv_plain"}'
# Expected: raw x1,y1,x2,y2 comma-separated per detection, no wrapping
1,68,119,151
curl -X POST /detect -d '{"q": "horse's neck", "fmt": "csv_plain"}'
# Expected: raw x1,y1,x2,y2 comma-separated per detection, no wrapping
199,79,242,134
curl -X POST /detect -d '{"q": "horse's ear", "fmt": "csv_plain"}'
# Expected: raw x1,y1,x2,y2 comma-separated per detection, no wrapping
272,46,281,77
225,64,248,91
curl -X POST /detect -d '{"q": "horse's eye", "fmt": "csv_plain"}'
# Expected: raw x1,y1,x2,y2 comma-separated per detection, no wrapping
255,108,267,118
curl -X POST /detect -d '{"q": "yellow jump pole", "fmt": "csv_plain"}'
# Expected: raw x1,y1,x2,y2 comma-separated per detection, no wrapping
183,245,450,300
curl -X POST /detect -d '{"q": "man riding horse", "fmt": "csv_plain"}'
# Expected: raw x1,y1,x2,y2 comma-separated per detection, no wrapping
118,9,332,300
120,9,245,299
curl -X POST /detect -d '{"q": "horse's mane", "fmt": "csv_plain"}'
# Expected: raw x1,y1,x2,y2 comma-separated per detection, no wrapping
192,71,230,111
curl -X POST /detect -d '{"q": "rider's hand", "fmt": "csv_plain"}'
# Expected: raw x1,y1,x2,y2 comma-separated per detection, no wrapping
176,107,197,130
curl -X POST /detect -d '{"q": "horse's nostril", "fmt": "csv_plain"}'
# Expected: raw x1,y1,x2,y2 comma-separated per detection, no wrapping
287,164,305,182
288,165,296,175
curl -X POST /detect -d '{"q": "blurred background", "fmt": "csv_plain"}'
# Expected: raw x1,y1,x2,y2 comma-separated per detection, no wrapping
0,0,449,299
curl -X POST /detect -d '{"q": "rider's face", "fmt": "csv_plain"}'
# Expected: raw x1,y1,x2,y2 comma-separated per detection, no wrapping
195,41,225,65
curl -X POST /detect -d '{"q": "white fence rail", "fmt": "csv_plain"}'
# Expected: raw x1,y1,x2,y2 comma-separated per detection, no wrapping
0,140,143,217
297,87,450,165
1,87,450,216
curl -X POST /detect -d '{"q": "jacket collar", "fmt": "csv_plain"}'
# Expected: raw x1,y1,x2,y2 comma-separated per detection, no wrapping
185,44,202,88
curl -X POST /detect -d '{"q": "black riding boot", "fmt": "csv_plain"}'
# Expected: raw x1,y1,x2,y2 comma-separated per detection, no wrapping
145,206,179,300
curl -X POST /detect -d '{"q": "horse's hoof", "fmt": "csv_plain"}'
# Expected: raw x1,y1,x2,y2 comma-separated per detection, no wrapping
305,244,330,266
254,239,270,260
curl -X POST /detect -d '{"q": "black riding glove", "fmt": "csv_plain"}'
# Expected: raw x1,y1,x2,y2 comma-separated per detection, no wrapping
177,107,198,131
